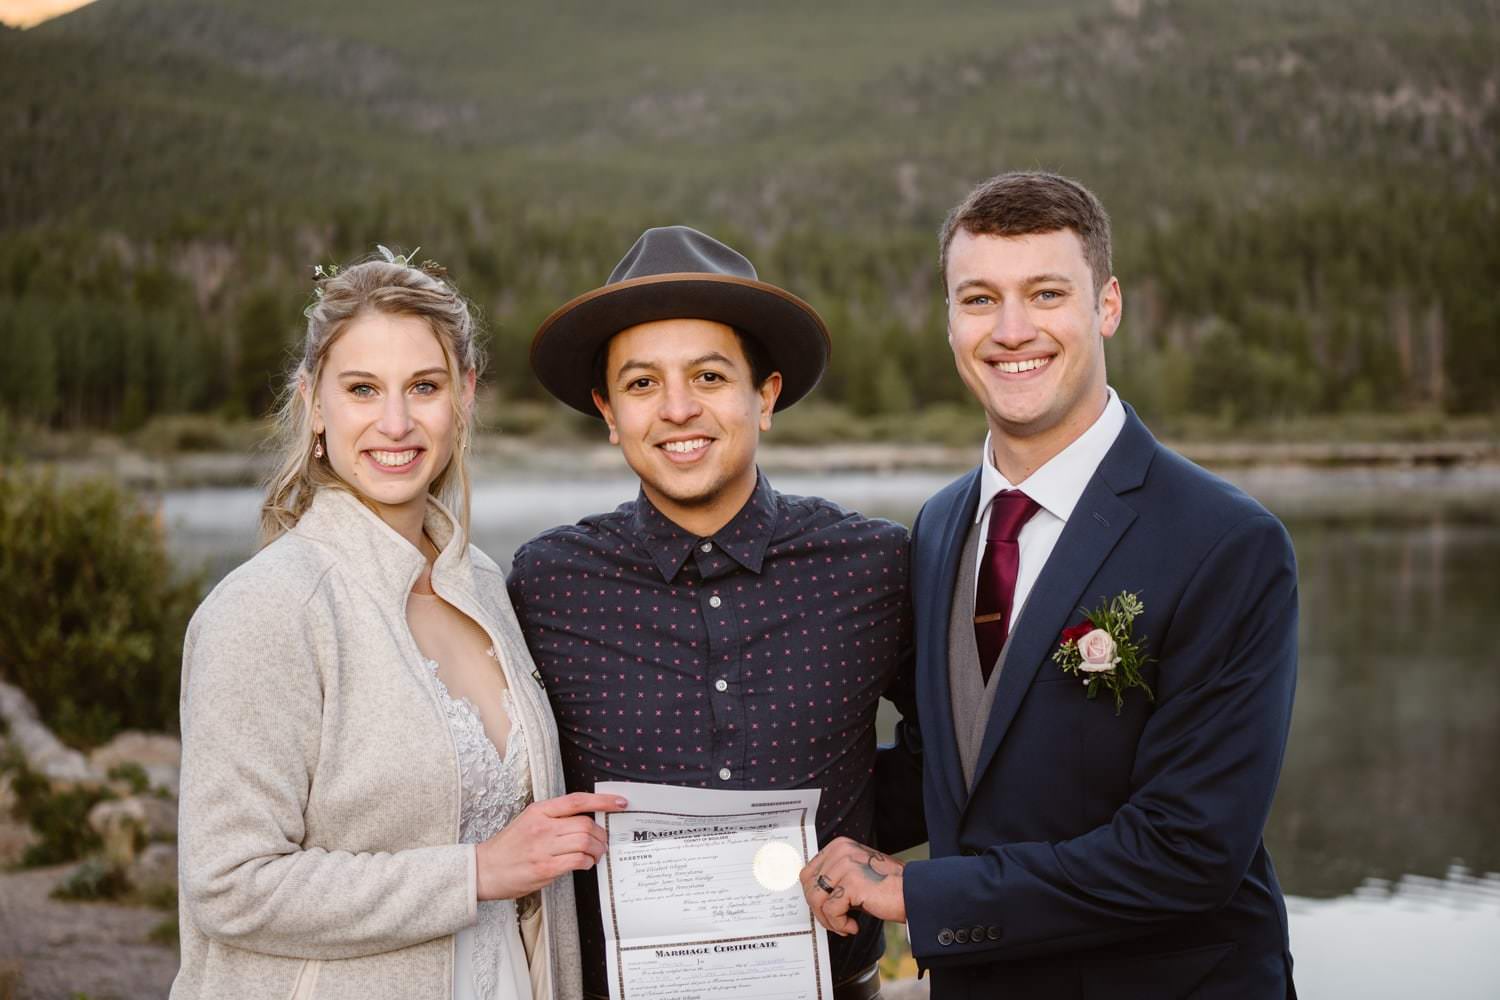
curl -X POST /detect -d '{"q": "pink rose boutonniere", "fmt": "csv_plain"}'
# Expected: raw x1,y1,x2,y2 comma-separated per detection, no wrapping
1051,591,1154,714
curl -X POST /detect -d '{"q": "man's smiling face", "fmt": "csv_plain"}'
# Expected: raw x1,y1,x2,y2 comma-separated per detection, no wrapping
944,227,1120,460
593,317,780,534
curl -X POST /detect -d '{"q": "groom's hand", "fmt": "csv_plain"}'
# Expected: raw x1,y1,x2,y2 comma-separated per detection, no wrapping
799,837,906,935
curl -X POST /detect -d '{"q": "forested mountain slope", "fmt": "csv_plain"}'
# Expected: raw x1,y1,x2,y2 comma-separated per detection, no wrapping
2,0,1495,430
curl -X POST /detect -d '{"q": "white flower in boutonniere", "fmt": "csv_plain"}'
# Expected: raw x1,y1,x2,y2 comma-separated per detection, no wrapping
1051,591,1154,714
1075,629,1119,672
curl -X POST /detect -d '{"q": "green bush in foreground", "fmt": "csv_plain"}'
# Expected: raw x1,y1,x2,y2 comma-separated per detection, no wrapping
51,857,131,901
1,747,112,867
0,467,200,748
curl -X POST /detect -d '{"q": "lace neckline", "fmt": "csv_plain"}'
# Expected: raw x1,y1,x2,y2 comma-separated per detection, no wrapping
423,657,523,764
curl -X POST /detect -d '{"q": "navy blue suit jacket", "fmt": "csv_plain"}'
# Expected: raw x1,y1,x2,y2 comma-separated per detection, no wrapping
902,406,1298,999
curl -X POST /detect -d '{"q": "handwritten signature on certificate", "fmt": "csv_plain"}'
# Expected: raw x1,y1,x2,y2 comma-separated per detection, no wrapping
594,781,835,1000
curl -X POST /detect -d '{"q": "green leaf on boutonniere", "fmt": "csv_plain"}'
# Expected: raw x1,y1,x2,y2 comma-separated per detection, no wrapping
1051,590,1154,715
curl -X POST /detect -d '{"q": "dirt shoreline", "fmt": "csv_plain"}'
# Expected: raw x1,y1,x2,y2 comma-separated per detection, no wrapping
0,863,177,1000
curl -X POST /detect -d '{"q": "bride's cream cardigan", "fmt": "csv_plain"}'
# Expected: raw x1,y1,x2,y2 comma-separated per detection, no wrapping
172,487,581,1000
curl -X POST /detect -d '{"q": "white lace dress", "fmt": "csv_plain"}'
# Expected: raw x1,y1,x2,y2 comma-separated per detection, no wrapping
425,658,535,1000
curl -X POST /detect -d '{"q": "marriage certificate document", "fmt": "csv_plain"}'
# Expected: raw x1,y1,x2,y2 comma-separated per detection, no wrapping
594,781,835,1000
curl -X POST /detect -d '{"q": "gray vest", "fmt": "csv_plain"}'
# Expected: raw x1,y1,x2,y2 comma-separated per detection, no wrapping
947,516,1024,790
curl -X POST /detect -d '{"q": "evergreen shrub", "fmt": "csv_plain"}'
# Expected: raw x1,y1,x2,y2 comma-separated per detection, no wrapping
51,857,130,901
0,747,112,867
0,468,200,748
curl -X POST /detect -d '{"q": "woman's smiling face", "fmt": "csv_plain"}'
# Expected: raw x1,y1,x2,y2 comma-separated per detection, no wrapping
310,310,471,527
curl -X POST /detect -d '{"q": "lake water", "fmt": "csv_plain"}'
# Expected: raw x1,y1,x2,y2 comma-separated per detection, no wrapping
159,465,1500,997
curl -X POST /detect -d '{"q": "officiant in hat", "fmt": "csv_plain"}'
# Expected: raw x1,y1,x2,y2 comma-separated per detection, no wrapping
511,225,924,1000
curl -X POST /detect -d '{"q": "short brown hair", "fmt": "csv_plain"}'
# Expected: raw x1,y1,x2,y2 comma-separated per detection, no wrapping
938,171,1113,295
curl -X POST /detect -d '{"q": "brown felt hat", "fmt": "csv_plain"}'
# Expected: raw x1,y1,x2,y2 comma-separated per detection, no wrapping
529,226,830,417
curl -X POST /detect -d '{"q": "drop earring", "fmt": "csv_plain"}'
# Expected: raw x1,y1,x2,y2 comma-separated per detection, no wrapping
313,436,324,460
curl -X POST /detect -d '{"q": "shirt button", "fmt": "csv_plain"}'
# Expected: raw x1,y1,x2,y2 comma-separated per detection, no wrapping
700,542,713,553
718,767,732,781
715,679,728,692
709,595,722,608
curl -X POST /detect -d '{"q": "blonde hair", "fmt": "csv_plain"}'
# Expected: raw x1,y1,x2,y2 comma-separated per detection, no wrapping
260,254,486,547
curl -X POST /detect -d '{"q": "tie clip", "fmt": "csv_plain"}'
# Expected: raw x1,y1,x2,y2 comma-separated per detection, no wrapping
973,612,1004,624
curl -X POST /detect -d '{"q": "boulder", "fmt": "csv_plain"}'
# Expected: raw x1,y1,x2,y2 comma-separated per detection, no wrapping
143,763,180,798
0,813,38,868
89,731,181,775
90,731,181,796
0,681,93,785
87,796,178,868
128,841,179,895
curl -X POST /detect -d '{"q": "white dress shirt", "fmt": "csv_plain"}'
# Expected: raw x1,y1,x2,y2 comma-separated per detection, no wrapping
972,388,1127,631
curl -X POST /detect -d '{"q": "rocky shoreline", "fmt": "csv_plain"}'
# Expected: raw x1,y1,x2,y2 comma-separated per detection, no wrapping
0,683,181,1000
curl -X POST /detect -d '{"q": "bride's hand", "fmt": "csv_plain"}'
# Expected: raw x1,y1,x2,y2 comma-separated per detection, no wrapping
475,792,628,900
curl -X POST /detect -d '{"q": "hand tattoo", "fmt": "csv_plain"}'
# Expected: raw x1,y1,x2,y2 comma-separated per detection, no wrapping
858,851,891,883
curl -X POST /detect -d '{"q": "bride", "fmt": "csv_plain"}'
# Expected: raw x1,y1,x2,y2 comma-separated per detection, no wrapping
171,249,623,1000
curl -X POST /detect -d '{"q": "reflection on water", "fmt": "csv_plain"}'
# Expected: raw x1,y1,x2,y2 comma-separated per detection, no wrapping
158,466,1500,992
1268,509,1500,899
1288,865,1500,998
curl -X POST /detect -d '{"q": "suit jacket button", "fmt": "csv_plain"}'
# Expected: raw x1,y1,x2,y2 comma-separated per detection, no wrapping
971,925,985,942
987,925,1002,941
936,928,954,946
954,928,970,944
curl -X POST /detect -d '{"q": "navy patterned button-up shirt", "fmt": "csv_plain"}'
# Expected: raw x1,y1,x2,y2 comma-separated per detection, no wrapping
508,473,915,995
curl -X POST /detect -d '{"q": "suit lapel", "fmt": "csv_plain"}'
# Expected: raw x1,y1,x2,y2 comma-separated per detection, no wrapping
921,470,982,815
962,409,1156,802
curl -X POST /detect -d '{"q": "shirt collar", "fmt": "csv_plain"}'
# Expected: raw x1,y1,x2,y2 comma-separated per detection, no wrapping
631,470,778,583
975,387,1127,525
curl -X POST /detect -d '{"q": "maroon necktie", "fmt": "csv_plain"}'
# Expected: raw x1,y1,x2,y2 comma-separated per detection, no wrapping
974,490,1040,683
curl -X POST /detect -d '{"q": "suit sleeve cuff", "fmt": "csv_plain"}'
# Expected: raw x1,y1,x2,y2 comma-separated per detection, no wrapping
904,857,1005,962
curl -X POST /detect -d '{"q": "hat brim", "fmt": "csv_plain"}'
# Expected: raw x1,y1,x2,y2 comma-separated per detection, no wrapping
530,273,830,417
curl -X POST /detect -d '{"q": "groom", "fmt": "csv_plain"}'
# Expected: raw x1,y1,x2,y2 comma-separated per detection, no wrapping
800,172,1298,997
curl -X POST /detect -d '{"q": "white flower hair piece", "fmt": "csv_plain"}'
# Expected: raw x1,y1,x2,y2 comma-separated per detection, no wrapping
304,262,341,318
304,246,448,317
376,243,418,267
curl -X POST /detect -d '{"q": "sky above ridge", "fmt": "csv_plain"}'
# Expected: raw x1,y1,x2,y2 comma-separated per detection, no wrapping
0,0,96,28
